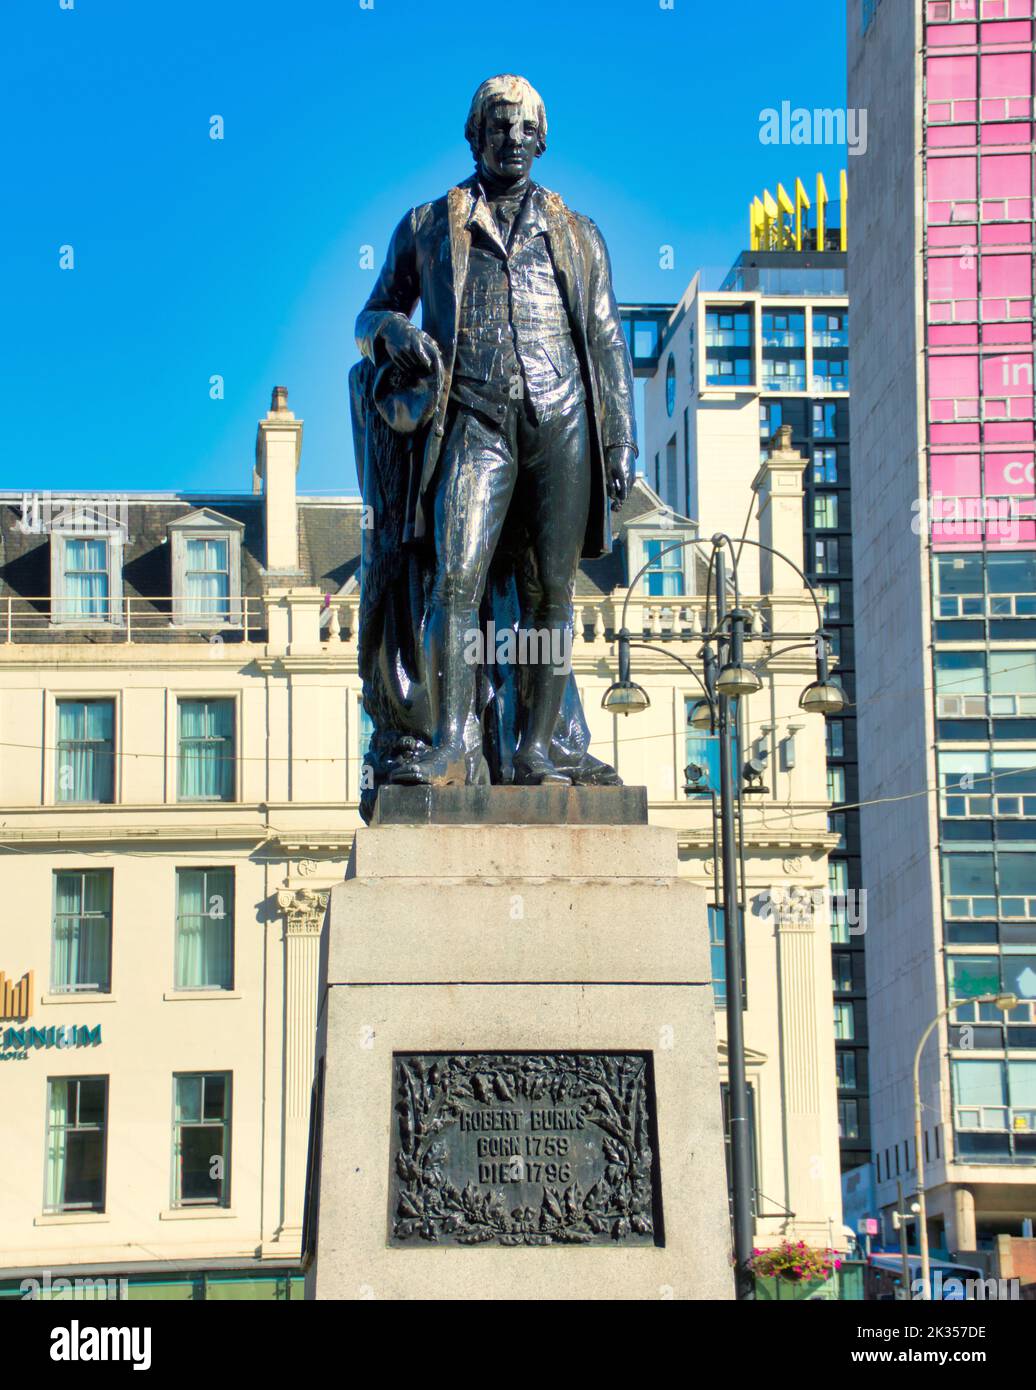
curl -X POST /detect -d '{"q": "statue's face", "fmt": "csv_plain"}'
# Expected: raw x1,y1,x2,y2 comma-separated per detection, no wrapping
478,100,539,183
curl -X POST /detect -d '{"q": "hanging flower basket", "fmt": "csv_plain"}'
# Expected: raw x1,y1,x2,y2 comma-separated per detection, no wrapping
747,1240,842,1283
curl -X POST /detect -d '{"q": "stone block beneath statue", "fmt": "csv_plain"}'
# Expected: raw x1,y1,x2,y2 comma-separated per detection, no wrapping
304,794,732,1300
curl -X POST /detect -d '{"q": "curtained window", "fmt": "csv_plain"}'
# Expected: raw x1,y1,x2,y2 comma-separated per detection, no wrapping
173,1073,231,1206
177,698,234,801
174,867,233,990
44,1077,107,1213
52,870,112,993
184,538,230,619
55,699,115,803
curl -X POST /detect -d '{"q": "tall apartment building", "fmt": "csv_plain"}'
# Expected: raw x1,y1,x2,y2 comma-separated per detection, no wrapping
623,188,869,1174
0,390,844,1297
850,0,1036,1256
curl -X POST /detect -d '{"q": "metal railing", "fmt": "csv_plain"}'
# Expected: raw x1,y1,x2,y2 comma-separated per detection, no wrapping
1,594,266,642
2,591,781,648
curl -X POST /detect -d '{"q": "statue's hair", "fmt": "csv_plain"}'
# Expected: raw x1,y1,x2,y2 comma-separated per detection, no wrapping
464,74,547,162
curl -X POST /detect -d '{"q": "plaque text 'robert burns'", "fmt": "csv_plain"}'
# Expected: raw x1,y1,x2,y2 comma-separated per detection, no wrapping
388,1053,662,1247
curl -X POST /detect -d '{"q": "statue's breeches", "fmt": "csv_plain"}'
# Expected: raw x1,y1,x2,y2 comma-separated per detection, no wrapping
431,395,590,630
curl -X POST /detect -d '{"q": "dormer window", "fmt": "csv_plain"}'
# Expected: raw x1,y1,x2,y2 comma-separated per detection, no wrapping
49,508,125,626
169,510,244,626
643,537,686,597
185,538,230,619
64,539,110,617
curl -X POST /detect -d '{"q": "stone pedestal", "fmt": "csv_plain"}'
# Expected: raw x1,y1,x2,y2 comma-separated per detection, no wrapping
304,788,732,1300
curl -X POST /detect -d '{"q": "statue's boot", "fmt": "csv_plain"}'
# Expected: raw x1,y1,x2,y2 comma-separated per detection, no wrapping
389,601,476,787
513,744,572,786
513,626,574,785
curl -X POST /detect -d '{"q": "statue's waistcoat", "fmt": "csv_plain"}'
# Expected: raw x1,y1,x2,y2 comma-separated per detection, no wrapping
450,225,585,426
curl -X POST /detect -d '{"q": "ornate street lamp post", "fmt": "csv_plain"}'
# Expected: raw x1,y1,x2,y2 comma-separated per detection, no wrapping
603,532,842,1300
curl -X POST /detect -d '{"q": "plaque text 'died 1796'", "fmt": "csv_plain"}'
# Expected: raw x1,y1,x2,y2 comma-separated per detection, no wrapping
388,1052,663,1247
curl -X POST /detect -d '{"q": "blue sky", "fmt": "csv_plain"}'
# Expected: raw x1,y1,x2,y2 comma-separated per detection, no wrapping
4,0,847,495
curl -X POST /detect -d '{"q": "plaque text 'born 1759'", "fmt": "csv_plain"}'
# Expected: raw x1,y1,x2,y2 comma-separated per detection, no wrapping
388,1052,662,1247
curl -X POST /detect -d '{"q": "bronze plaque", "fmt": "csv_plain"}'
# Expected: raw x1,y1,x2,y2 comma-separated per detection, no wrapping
388,1052,662,1247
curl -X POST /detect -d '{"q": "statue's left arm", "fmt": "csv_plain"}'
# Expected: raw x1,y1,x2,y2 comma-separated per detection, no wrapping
582,219,638,494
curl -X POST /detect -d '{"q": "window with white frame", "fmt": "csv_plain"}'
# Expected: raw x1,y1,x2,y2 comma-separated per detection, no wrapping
50,527,123,625
184,538,230,618
169,510,243,626
642,537,686,597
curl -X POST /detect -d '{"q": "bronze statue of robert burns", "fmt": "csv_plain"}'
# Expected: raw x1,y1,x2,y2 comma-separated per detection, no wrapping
351,74,638,815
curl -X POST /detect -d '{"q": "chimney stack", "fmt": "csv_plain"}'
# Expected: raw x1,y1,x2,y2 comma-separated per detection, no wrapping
254,386,304,575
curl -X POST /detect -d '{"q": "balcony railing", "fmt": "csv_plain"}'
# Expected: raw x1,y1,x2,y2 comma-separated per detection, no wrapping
577,596,775,643
1,594,267,642
1,592,782,650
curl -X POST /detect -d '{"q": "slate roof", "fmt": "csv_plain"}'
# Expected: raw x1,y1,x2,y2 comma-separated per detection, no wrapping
0,480,706,643
0,497,271,644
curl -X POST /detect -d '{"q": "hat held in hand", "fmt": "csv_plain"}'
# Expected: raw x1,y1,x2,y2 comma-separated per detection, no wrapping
373,334,444,434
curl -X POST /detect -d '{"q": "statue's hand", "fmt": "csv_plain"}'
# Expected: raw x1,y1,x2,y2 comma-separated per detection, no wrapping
605,445,635,510
380,316,435,376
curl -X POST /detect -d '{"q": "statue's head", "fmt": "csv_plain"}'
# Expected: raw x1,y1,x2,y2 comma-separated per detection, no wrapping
464,74,546,183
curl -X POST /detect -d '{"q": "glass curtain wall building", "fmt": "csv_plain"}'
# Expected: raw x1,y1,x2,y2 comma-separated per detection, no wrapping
850,0,1036,1255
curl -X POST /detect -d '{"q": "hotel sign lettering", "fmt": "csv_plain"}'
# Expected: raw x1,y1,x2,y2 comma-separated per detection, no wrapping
1,1024,103,1060
388,1052,662,1247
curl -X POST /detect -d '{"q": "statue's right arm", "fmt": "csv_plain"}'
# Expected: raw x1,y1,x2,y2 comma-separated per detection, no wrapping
355,210,421,363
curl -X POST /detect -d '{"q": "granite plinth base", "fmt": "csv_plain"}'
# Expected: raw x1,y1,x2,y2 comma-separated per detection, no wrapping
303,812,732,1301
